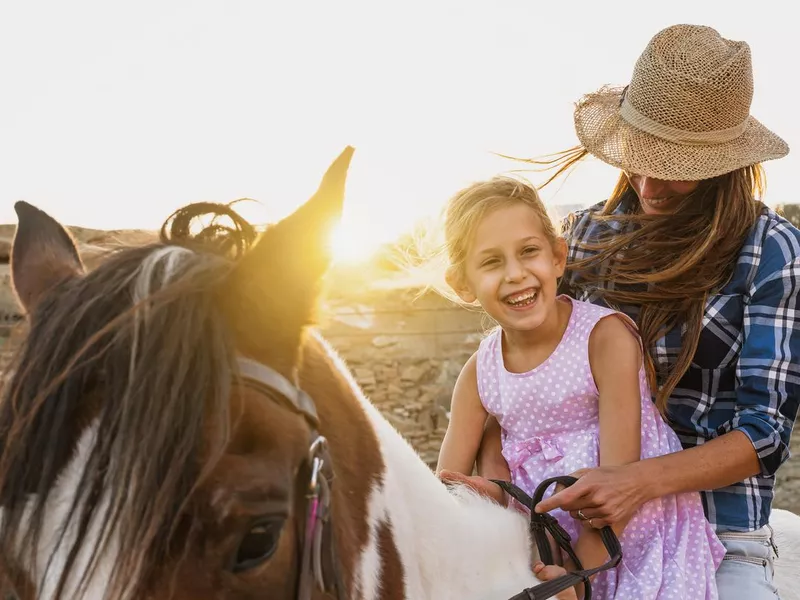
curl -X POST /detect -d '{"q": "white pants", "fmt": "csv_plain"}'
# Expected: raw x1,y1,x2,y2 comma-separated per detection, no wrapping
716,525,780,599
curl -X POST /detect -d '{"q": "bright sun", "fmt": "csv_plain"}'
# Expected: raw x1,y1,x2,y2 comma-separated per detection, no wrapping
328,221,386,265
217,201,392,266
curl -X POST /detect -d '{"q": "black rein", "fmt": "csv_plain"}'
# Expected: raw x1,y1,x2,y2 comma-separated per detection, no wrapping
491,476,623,600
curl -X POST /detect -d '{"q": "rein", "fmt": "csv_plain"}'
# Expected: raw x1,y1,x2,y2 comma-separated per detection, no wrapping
491,477,622,600
236,357,346,600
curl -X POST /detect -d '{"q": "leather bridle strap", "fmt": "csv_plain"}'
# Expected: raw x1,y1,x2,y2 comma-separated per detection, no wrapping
235,357,346,600
491,476,622,600
236,357,321,429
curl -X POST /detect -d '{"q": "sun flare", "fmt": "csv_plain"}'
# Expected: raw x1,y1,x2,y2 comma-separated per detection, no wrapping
328,221,388,265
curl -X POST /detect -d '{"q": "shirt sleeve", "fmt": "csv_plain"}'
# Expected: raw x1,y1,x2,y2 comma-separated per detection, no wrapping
732,233,800,477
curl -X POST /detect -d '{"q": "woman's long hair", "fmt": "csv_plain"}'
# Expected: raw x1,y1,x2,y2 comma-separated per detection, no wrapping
513,147,764,415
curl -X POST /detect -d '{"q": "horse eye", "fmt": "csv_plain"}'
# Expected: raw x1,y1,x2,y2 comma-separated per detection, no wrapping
232,518,284,573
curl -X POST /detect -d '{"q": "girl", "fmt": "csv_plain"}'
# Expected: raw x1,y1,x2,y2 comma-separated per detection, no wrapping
435,176,725,599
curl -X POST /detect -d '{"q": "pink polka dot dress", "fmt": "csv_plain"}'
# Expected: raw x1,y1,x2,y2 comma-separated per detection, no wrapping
476,296,726,599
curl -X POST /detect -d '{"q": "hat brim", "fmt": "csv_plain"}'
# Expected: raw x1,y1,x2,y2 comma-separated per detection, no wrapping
574,86,789,181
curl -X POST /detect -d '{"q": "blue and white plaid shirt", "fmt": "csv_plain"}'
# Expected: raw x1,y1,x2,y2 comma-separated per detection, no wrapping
560,200,800,532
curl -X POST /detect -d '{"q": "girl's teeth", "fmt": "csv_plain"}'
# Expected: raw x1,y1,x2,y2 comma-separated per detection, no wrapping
508,291,537,305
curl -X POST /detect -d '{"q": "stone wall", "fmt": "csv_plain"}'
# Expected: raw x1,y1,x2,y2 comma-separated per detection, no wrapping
318,287,488,467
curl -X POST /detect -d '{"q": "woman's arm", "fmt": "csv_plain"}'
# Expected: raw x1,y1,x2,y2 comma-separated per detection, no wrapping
636,430,758,499
534,430,759,527
436,352,491,476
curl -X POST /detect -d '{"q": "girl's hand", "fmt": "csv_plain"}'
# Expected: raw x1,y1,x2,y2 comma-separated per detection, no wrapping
535,466,648,528
437,469,508,506
533,562,580,600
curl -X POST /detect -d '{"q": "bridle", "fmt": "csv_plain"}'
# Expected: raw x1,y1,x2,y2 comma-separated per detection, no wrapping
234,356,621,600
492,477,623,600
235,357,345,600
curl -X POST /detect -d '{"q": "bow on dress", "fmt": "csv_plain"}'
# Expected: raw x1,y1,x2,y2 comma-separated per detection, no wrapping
502,436,564,471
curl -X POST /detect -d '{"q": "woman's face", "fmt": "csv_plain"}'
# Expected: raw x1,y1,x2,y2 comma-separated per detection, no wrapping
625,172,700,215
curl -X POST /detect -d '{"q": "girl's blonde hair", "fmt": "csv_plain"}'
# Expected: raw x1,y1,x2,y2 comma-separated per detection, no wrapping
443,176,558,288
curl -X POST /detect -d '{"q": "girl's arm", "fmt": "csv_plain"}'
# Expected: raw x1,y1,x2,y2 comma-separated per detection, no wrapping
436,352,494,477
440,413,511,507
476,416,511,481
567,314,643,576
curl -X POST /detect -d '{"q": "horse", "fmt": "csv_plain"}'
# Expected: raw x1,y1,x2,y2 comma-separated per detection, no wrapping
0,147,797,600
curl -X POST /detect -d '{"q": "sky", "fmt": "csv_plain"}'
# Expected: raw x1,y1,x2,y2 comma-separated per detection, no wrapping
0,0,796,261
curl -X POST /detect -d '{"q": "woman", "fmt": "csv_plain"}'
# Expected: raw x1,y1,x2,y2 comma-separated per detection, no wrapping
454,23,800,598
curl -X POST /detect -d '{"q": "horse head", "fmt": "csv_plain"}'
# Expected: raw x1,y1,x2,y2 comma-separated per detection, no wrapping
0,147,395,599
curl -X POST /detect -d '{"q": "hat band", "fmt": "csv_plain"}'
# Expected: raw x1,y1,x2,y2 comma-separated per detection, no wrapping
619,98,748,146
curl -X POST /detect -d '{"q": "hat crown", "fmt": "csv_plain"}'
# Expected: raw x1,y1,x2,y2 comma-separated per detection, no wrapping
625,24,754,134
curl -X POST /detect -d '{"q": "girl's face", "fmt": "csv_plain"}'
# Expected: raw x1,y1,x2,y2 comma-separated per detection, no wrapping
626,172,699,215
452,203,567,334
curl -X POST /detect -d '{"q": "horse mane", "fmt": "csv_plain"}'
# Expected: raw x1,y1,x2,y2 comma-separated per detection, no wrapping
160,200,259,259
0,203,258,599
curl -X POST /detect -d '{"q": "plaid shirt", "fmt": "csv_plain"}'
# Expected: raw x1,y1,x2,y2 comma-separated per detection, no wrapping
559,200,800,532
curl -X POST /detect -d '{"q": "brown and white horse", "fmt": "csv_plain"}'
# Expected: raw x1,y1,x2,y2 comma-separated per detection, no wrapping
0,147,797,600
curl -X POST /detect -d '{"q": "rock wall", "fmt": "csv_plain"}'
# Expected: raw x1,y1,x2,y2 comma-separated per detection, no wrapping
318,287,488,467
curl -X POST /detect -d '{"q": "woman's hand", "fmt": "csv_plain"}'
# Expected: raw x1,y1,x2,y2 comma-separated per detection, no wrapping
534,465,649,529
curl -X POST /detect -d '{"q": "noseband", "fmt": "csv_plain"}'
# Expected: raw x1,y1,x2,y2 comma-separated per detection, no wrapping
235,357,345,600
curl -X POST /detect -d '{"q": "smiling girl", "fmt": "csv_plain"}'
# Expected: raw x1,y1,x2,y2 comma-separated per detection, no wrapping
435,176,725,599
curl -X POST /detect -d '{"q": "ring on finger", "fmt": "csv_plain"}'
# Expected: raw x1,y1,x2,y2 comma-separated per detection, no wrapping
589,518,596,528
577,509,588,521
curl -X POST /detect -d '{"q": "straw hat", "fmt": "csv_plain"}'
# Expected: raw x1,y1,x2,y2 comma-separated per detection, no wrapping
574,24,789,181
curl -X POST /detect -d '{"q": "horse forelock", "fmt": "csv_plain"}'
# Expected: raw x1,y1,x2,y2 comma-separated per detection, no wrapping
0,241,237,599
133,246,196,304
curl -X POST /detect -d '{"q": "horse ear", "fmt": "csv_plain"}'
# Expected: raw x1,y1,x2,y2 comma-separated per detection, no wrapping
234,145,353,288
11,201,85,313
254,146,353,276
226,147,354,358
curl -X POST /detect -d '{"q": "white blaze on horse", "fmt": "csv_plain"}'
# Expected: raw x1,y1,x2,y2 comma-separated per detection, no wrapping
0,148,797,600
